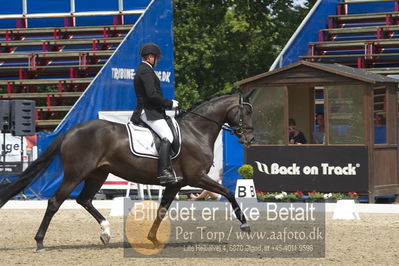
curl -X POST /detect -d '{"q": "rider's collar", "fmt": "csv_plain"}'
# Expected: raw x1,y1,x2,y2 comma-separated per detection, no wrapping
142,61,153,68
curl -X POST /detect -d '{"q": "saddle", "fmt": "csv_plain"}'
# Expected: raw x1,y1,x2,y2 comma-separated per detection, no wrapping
126,117,181,159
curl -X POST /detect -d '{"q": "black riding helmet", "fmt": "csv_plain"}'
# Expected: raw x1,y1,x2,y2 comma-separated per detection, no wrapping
140,42,161,58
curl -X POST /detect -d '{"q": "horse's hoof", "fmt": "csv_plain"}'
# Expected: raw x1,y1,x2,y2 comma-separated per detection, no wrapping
240,223,251,233
147,236,161,248
100,233,110,245
35,242,45,253
35,247,46,253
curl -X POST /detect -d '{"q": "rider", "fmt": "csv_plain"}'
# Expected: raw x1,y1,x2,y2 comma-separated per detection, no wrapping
131,42,183,185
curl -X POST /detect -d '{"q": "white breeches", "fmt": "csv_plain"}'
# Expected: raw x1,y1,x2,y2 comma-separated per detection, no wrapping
141,110,174,144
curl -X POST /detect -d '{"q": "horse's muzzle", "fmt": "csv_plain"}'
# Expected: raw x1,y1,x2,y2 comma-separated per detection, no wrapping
240,135,255,148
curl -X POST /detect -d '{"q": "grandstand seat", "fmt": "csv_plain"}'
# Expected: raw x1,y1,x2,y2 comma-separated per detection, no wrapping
0,8,136,131
301,1,399,76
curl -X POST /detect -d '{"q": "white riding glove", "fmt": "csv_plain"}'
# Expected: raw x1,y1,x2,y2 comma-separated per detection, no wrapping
172,100,179,108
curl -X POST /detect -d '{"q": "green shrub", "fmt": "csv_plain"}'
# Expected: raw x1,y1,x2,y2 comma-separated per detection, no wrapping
238,164,254,179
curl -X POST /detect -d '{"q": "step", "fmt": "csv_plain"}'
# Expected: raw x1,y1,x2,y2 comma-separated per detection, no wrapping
0,92,83,99
336,1,399,16
36,105,72,112
367,67,399,74
0,9,144,20
310,38,399,49
0,50,114,61
0,64,103,69
0,78,92,85
337,0,397,4
36,119,62,127
0,37,124,47
302,52,399,59
0,24,133,37
321,24,399,35
329,11,399,24
0,64,103,77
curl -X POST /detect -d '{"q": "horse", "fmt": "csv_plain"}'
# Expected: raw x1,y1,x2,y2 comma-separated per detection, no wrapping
0,92,255,251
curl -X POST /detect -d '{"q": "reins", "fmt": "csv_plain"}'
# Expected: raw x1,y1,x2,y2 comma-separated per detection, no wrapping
177,107,235,133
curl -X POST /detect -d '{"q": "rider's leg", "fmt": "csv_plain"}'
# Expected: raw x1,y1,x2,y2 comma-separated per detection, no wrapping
140,112,182,184
158,137,182,184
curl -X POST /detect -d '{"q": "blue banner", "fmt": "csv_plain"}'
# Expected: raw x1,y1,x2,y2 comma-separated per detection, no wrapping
271,0,340,69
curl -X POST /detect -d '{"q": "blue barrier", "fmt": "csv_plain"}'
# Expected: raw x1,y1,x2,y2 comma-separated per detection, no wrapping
222,131,243,195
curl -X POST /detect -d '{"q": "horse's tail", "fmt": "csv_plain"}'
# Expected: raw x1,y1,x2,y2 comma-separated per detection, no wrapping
0,133,66,208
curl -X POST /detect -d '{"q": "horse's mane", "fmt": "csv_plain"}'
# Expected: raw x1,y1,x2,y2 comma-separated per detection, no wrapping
176,92,238,118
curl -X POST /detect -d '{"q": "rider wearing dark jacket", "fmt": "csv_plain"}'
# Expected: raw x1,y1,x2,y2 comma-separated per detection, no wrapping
131,42,182,185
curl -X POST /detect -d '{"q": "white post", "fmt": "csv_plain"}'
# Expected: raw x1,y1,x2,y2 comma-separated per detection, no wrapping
333,199,360,220
22,0,27,15
125,182,131,197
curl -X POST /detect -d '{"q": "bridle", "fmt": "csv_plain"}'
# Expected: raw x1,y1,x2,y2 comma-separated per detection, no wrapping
177,94,254,138
233,94,254,137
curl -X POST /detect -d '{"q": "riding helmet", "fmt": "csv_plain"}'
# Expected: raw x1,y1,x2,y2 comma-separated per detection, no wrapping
140,42,161,57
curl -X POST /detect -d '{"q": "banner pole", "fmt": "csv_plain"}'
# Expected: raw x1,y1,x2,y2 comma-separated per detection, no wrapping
2,132,4,173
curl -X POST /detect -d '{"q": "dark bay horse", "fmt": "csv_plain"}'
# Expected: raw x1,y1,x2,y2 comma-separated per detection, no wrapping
0,92,255,251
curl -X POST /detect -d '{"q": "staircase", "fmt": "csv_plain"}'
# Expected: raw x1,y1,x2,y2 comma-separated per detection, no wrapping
300,0,399,76
0,12,138,131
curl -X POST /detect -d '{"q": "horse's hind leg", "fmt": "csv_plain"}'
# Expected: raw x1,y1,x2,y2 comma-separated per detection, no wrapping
76,170,110,245
147,185,181,247
34,176,82,252
196,174,250,232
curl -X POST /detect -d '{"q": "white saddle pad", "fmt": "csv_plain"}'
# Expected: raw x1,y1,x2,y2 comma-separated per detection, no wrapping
126,119,181,159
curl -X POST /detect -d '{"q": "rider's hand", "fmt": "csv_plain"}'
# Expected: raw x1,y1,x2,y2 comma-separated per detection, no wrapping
172,100,179,108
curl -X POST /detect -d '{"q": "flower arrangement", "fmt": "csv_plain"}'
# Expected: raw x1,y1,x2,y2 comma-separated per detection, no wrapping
238,164,254,179
274,191,287,200
323,193,333,200
331,193,345,200
256,191,277,201
348,192,359,199
293,190,304,199
255,190,360,202
307,191,324,201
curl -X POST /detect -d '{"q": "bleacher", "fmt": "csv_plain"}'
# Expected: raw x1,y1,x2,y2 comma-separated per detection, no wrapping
0,9,139,131
301,0,399,76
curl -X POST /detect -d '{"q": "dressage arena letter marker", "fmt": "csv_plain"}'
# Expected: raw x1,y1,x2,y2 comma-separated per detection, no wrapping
235,179,256,198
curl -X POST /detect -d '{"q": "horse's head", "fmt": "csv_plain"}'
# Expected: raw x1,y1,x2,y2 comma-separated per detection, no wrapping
226,94,255,147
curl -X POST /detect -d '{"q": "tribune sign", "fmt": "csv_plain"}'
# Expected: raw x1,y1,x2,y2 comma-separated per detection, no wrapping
245,146,368,193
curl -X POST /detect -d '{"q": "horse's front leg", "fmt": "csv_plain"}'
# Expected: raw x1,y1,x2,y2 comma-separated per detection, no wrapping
147,185,181,247
195,173,250,232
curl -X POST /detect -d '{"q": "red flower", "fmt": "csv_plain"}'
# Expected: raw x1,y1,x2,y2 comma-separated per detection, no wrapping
294,190,304,196
348,192,358,198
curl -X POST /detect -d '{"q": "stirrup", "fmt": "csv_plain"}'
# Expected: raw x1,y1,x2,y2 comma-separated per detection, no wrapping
158,170,183,185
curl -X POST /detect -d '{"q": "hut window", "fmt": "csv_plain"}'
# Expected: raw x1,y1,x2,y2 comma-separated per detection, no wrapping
251,87,284,144
327,85,364,144
373,86,386,144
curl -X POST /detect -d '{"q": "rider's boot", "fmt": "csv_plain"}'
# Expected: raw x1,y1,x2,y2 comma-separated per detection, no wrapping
158,138,183,185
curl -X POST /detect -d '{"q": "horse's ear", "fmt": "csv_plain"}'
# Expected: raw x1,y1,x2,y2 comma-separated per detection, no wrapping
242,89,256,102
